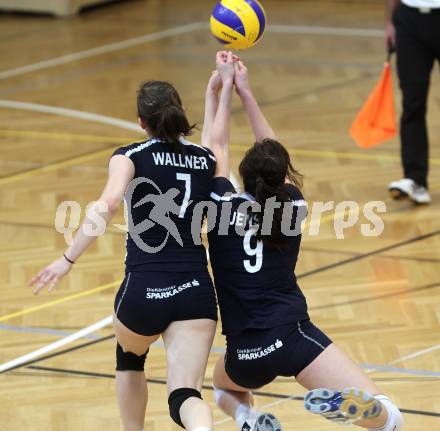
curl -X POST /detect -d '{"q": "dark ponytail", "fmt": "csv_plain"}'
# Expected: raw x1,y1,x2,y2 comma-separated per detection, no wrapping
239,139,303,249
137,81,196,152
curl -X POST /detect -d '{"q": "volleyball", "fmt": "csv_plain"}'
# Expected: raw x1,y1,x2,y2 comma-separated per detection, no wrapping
210,0,267,50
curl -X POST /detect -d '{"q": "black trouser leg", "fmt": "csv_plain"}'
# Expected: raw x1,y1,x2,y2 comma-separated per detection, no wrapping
400,83,430,187
394,6,436,188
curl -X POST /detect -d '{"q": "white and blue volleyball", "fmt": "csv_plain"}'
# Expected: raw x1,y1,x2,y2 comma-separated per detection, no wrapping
210,0,267,50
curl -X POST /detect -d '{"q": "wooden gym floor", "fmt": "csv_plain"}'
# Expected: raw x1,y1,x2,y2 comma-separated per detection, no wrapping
0,0,439,429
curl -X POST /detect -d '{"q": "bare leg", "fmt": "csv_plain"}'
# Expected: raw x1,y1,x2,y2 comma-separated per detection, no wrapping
116,371,147,431
213,354,254,418
163,319,217,431
297,343,389,429
114,315,160,431
212,354,282,431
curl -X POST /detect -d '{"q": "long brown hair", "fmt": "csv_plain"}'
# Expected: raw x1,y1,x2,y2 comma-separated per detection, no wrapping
137,81,196,151
239,138,303,249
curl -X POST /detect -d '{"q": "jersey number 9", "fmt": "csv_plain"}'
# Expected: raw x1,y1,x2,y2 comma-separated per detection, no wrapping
243,229,263,273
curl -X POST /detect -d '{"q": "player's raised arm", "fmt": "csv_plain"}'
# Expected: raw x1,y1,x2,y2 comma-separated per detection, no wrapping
210,51,235,178
202,54,239,149
201,70,222,149
235,60,276,142
28,155,134,294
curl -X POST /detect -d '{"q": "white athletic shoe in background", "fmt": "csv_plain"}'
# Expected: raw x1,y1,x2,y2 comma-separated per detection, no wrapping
388,178,431,204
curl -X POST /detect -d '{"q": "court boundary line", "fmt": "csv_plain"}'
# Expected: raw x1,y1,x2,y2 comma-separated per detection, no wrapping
0,129,131,144
310,282,440,311
0,100,143,132
297,229,440,279
0,281,120,323
0,323,101,340
0,100,144,186
6,333,440,381
267,24,384,38
0,22,204,81
20,359,440,380
0,147,114,186
0,316,112,373
12,365,440,419
301,246,440,264
0,22,386,82
0,334,115,374
361,363,440,378
388,345,440,367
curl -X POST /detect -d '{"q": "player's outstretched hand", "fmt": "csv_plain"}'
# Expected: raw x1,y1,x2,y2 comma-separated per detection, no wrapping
28,256,72,295
216,51,235,85
234,60,250,96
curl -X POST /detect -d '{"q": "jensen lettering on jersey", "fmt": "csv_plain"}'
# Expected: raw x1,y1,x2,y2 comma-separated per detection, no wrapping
229,210,259,228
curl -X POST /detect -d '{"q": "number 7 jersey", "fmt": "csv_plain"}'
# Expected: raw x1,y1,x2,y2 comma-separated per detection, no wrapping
112,138,216,273
208,177,310,336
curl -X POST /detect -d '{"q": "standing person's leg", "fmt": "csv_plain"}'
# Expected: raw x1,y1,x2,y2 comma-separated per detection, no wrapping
431,13,440,62
163,319,216,431
114,315,160,431
394,6,435,190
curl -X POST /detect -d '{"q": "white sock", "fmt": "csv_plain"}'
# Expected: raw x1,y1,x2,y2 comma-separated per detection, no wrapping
213,384,226,405
235,404,258,430
193,428,212,431
213,385,256,431
369,395,403,431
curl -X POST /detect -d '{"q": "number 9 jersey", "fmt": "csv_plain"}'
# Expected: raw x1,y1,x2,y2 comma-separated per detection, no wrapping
208,177,310,336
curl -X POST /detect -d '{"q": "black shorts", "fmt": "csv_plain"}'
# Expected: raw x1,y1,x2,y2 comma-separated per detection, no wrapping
114,271,218,336
224,320,332,389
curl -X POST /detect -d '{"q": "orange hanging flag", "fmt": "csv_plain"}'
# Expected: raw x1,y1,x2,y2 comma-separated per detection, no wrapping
350,62,397,148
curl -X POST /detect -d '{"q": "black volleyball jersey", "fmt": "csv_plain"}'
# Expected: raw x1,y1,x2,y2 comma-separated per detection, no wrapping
112,138,216,272
208,177,309,335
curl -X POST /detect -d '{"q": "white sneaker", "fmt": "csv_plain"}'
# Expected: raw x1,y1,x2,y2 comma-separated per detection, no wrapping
254,413,282,431
304,388,382,424
241,413,282,431
388,178,431,204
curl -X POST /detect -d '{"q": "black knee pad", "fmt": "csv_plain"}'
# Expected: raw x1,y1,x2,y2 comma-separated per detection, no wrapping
115,343,148,371
168,387,202,428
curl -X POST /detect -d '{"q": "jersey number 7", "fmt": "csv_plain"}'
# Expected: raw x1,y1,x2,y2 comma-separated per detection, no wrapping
176,173,191,218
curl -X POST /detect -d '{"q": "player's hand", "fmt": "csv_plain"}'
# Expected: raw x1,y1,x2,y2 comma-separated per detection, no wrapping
234,60,250,96
385,22,396,52
29,256,72,295
207,70,222,94
216,51,235,85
